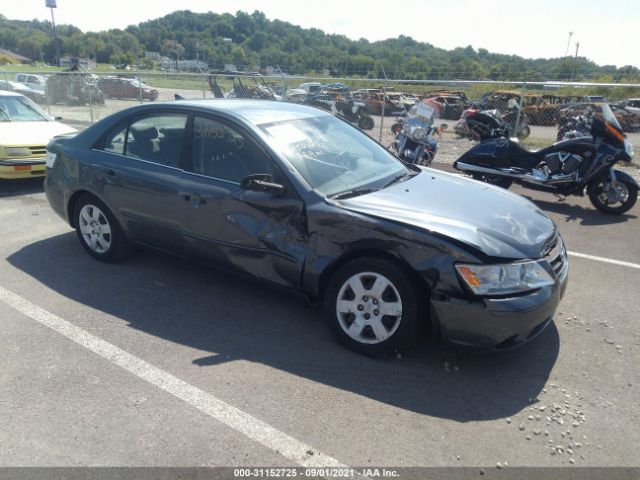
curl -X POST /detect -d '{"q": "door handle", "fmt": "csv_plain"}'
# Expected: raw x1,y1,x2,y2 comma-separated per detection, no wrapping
92,164,115,176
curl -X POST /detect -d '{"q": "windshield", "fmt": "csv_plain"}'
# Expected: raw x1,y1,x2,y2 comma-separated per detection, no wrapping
260,115,410,197
0,95,50,122
601,104,623,131
409,100,439,126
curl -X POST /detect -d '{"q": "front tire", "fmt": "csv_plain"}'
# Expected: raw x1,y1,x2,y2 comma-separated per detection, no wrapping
588,178,638,214
323,258,422,356
391,122,403,135
73,194,129,262
518,124,531,140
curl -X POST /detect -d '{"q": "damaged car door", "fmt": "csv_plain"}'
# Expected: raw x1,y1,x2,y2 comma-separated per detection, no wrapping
180,114,307,288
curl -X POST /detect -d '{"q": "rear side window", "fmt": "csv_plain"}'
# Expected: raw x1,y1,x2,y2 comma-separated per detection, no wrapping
126,115,187,167
103,124,127,155
99,114,188,168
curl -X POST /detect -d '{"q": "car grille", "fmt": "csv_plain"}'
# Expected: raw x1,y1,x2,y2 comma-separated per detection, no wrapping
28,146,47,156
543,234,568,280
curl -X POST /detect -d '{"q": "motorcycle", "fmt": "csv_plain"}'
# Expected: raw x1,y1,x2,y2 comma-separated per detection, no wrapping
455,105,530,140
336,97,375,130
557,108,595,141
303,93,374,130
454,104,637,214
389,100,439,166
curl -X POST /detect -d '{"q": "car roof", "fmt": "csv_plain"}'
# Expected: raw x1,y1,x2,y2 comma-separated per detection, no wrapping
0,91,26,98
167,99,331,125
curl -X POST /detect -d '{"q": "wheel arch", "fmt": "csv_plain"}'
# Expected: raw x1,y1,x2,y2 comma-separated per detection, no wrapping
317,248,434,332
67,190,112,228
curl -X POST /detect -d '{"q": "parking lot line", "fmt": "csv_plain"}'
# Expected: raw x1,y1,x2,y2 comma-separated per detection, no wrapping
0,284,346,469
568,251,640,270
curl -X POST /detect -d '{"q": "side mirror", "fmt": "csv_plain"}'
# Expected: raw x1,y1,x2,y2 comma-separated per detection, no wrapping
240,174,285,194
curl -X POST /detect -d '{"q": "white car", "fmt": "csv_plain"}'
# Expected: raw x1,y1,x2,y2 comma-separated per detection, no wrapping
0,91,76,179
15,73,46,92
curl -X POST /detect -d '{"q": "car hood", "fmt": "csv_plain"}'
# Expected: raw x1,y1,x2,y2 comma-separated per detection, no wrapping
338,169,556,259
0,121,76,146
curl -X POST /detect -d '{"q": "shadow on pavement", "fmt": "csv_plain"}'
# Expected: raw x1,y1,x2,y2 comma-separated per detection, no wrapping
523,195,637,226
0,178,44,198
8,232,560,422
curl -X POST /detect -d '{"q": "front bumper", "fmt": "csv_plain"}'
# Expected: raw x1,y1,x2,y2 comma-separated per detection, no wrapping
0,159,46,179
431,271,568,351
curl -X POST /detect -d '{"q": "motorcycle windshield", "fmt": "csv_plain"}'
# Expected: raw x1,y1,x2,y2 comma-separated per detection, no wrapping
409,100,439,125
601,104,623,132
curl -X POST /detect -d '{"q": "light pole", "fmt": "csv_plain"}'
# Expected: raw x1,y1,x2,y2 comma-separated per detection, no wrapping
564,31,574,58
570,42,580,81
45,0,61,67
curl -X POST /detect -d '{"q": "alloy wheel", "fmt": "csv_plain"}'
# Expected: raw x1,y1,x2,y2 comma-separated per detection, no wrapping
78,204,112,254
335,272,403,345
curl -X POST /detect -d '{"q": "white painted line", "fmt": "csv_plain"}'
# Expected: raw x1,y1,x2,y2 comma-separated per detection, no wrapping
0,285,345,469
568,251,640,270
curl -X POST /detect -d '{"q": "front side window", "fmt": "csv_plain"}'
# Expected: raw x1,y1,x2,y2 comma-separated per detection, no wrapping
191,116,275,183
261,115,409,197
125,114,187,167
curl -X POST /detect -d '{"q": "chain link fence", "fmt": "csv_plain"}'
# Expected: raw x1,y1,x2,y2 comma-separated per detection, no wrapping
3,69,639,172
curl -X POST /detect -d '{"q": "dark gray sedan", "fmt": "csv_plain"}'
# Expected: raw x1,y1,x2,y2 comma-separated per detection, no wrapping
44,100,568,355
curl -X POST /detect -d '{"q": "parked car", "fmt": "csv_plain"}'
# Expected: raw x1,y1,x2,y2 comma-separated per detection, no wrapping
424,94,468,120
0,80,47,104
362,92,407,115
97,76,159,101
618,98,640,117
15,73,46,92
298,82,323,94
0,92,76,179
45,100,567,355
46,71,105,106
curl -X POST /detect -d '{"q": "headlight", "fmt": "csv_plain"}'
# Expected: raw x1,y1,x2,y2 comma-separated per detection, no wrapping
624,139,634,161
411,126,427,141
5,147,31,157
46,151,57,168
455,261,554,295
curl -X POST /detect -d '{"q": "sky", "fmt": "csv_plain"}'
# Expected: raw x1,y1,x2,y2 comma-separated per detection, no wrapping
3,0,639,68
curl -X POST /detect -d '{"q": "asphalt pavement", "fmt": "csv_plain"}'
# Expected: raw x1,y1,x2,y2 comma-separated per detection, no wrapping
0,172,639,477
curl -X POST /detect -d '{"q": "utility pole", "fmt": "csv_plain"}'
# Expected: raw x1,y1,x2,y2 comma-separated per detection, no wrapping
45,0,61,67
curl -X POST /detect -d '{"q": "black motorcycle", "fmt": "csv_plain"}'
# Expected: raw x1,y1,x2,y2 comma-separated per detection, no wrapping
455,105,530,141
557,107,595,141
454,104,637,214
303,93,374,130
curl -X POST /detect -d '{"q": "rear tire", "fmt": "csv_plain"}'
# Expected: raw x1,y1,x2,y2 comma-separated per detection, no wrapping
518,124,531,140
471,173,513,189
588,178,638,214
323,257,422,356
73,194,130,262
358,116,374,130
